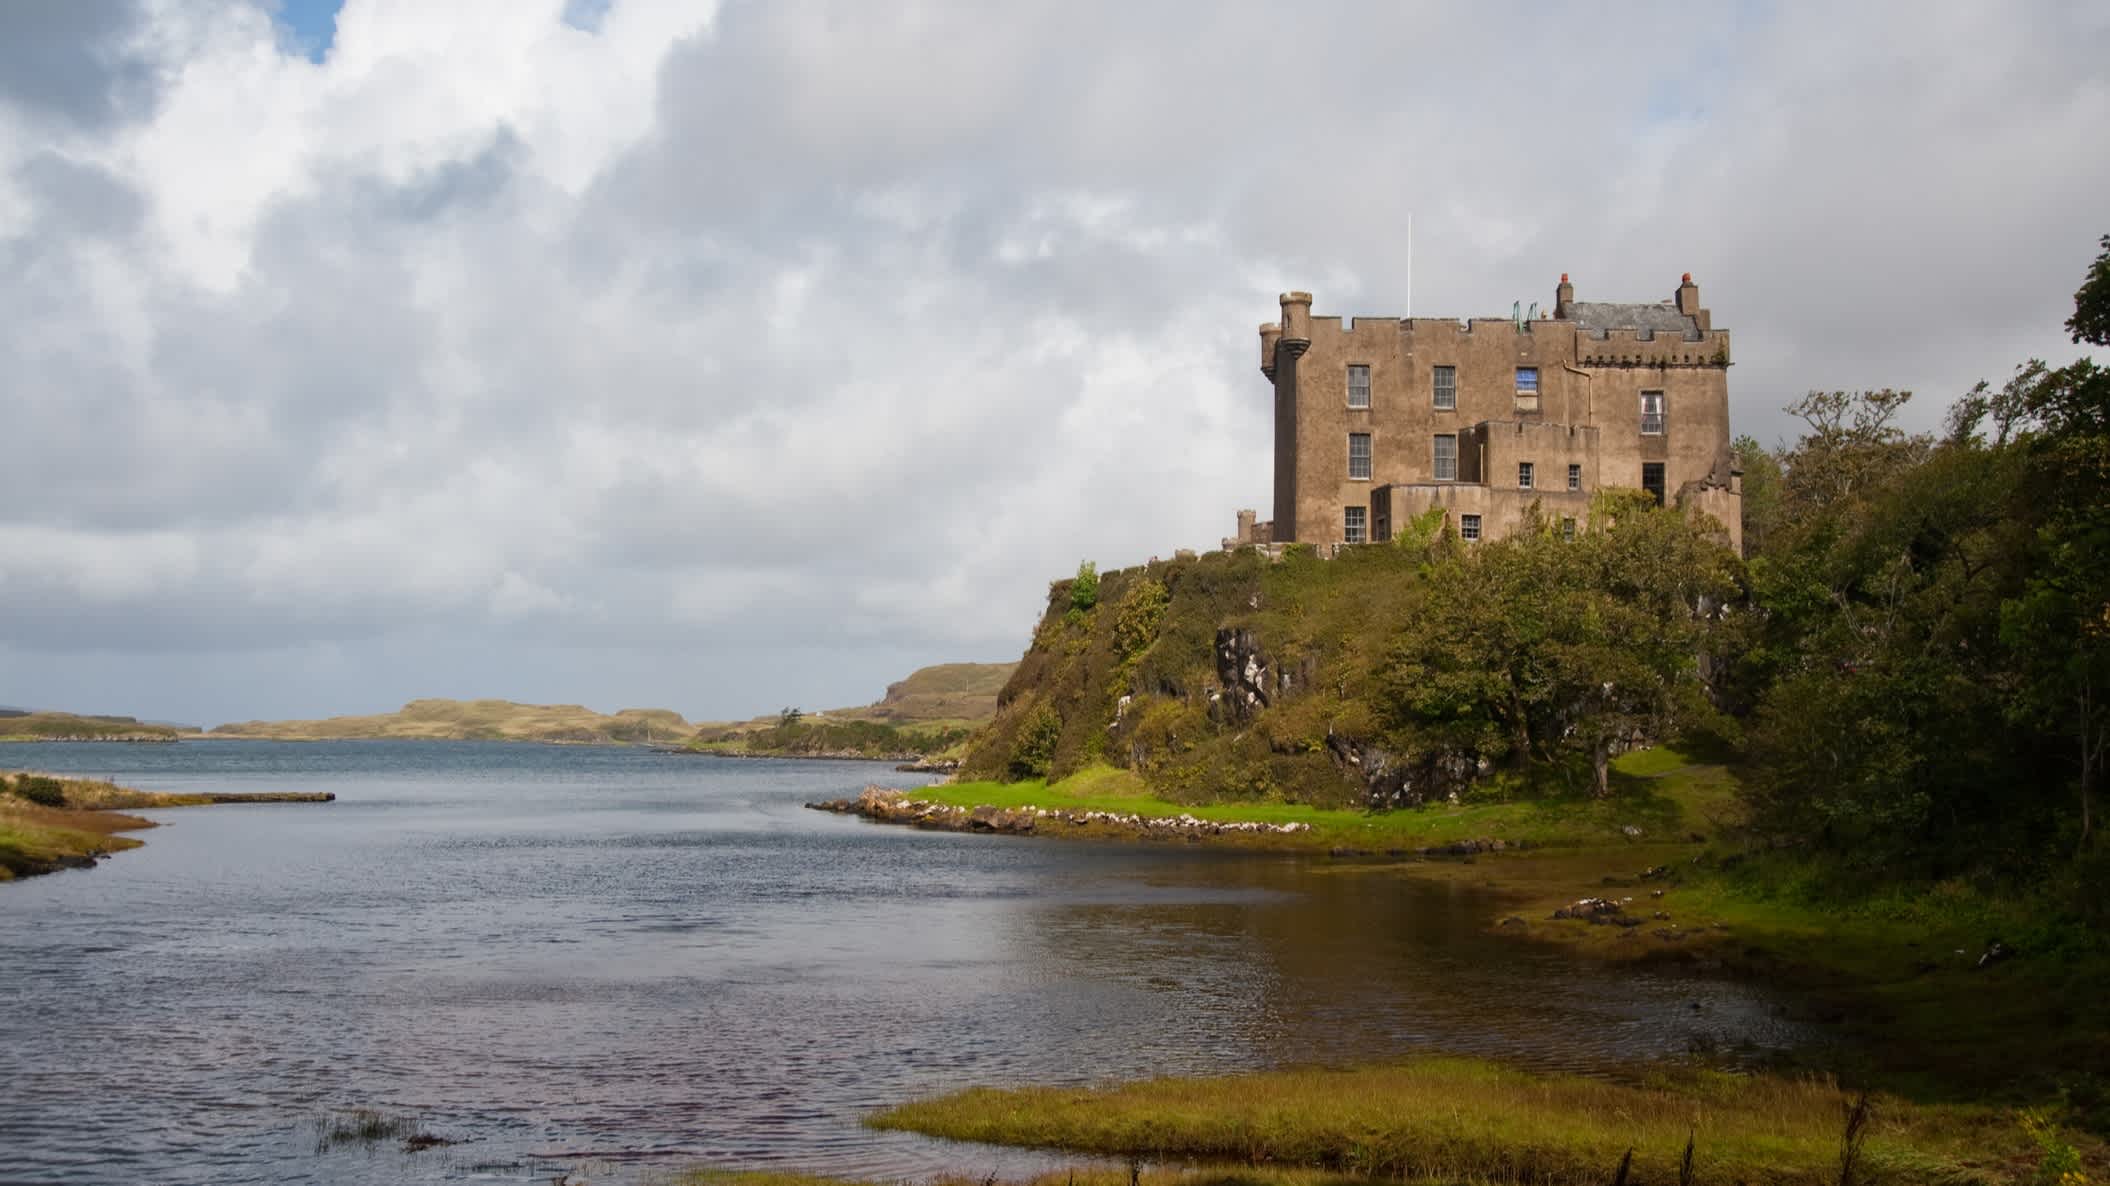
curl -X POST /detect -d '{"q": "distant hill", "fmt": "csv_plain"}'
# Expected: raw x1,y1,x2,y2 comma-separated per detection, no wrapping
682,661,1016,760
823,662,1017,726
0,712,181,743
210,699,691,744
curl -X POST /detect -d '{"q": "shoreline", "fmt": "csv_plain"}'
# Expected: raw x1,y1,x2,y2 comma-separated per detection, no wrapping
806,757,2110,1100
0,770,334,883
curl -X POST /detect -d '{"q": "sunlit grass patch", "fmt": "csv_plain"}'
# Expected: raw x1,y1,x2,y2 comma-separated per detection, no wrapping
0,797,150,880
916,747,1732,853
868,1057,2054,1185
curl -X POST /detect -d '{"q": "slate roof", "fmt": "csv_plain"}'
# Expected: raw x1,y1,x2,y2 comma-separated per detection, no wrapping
1568,300,1702,340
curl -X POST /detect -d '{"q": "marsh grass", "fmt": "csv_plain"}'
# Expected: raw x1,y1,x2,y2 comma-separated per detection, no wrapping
1,770,328,880
0,784,153,879
313,1107,450,1153
867,1057,2049,1185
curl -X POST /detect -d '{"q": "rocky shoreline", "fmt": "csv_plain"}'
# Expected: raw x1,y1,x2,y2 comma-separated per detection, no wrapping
807,785,1318,840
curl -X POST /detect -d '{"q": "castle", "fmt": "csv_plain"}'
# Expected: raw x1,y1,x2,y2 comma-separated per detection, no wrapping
1232,274,1742,554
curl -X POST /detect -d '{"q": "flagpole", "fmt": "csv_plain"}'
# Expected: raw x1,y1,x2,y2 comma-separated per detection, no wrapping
1407,212,1413,317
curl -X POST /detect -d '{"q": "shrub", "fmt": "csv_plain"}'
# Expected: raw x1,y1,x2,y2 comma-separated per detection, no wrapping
1009,703,1063,780
12,775,67,808
1069,561,1100,614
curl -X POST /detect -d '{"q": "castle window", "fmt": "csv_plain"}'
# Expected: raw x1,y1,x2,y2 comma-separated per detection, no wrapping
1561,517,1577,541
1515,367,1539,394
1642,462,1666,506
1518,461,1535,490
1641,390,1665,435
1348,433,1372,480
1344,506,1367,543
1568,463,1581,491
1460,513,1482,541
1432,434,1458,482
1432,366,1456,409
1347,365,1371,409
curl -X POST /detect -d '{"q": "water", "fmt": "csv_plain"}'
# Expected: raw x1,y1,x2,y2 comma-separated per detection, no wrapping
0,742,1808,1184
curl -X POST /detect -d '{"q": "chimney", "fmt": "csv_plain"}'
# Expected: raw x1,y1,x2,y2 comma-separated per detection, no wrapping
1675,272,1710,332
1555,272,1574,319
1258,322,1282,379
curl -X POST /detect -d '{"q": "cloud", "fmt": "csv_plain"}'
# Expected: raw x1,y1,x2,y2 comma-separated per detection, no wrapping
0,0,2104,724
0,1,158,130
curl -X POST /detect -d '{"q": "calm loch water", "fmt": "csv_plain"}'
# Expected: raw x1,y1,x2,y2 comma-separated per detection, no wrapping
0,742,1808,1184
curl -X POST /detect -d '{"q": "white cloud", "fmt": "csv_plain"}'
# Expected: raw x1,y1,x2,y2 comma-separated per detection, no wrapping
0,0,2104,723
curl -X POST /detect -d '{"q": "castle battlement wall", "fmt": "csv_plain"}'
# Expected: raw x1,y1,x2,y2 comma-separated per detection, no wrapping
1576,327,1731,368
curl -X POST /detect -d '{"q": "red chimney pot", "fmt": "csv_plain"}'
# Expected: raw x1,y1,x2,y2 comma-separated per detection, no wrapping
1560,273,1569,283
1682,272,1693,284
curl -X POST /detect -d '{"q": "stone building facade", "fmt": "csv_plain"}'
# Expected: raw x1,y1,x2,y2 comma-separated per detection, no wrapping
1232,274,1742,554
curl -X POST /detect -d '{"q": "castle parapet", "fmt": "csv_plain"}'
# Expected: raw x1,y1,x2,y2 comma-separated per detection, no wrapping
1576,327,1731,368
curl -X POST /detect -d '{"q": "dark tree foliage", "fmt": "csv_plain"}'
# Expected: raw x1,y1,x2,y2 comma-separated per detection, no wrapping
2068,232,2110,348
1737,234,2110,879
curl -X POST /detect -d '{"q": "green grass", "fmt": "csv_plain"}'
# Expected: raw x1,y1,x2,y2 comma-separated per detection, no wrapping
1,770,328,881
914,750,1730,852
0,799,150,880
867,1056,2062,1185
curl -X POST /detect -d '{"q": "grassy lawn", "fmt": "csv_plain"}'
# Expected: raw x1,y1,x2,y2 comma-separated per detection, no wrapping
915,750,1737,852
859,1056,2076,1186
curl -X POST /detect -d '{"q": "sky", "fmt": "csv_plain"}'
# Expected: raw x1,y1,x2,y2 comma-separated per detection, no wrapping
1,0,2105,727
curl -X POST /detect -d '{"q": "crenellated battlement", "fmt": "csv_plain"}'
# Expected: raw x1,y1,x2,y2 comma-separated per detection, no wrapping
1575,327,1731,368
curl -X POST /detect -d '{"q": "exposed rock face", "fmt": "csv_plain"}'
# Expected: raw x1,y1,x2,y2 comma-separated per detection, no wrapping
1214,627,1274,719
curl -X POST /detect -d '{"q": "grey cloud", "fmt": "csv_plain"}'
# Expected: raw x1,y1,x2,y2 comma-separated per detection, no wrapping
0,0,157,128
14,151,146,236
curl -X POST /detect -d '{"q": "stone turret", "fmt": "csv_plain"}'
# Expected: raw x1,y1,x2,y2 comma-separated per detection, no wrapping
1277,291,1312,357
1258,322,1282,378
1554,273,1574,319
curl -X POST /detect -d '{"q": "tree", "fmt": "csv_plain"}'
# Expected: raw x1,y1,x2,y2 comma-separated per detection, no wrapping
2068,232,2110,348
1381,497,1737,797
1733,434,1784,558
1069,561,1100,614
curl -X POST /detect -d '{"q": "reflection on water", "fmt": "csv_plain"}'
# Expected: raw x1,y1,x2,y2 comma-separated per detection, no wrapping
0,742,1807,1185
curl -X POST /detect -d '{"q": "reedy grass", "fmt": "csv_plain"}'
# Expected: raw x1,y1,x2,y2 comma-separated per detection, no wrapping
866,1057,2051,1185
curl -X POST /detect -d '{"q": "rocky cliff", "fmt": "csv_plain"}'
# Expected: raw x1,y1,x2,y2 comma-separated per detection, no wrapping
956,546,1462,808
